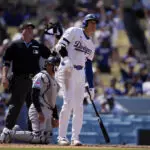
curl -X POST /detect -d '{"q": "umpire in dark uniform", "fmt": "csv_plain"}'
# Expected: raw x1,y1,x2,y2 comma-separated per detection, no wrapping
0,22,52,143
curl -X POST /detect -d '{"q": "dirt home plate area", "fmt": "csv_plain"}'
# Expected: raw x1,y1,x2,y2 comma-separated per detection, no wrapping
0,144,150,150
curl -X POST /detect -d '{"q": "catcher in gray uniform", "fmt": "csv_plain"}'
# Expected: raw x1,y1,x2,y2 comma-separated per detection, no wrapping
1,56,60,144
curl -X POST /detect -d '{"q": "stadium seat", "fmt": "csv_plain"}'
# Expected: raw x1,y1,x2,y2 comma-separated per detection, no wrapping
131,118,143,130
109,132,121,144
120,132,137,144
107,121,133,133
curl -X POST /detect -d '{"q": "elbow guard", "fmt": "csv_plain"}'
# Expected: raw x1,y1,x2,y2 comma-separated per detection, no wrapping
32,88,40,100
55,44,68,57
59,46,68,57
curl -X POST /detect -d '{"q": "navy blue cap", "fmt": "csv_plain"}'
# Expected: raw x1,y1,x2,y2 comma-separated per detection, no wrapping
21,22,35,29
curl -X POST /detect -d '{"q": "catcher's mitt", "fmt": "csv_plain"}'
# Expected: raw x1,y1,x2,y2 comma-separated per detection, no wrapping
52,118,59,128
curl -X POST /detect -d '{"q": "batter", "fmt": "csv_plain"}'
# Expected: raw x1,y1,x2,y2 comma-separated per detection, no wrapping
55,14,98,146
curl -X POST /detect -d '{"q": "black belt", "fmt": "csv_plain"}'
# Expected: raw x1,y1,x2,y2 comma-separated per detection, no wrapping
14,73,34,79
73,65,83,70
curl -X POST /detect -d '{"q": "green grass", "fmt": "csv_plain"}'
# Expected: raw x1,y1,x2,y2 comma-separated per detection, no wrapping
0,147,149,150
0,144,150,150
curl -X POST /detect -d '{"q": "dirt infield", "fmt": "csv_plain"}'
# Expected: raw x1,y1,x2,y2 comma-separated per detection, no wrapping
0,144,150,149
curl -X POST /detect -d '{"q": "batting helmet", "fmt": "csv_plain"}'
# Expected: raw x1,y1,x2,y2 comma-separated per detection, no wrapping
45,56,60,67
82,14,99,28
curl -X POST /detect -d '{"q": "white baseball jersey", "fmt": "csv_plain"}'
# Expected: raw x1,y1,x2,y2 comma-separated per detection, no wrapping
56,27,95,66
32,70,59,109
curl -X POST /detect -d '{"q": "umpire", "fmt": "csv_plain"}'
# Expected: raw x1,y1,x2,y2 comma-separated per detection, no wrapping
0,22,52,142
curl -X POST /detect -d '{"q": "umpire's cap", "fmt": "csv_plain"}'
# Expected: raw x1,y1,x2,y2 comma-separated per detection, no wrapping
82,14,99,28
21,22,35,30
45,56,60,67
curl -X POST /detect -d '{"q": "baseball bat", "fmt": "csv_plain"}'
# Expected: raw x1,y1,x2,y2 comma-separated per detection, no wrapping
85,86,110,143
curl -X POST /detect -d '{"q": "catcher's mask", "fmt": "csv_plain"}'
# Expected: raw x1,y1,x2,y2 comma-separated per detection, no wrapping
44,56,60,72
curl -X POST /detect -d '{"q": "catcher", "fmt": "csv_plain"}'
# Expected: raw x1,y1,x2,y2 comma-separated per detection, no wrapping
1,56,60,144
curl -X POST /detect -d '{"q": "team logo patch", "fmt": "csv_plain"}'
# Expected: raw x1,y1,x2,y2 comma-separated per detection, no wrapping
33,50,39,54
35,81,41,85
74,41,92,54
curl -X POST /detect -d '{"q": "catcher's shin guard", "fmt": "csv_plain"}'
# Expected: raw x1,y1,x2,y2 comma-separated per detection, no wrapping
12,131,48,144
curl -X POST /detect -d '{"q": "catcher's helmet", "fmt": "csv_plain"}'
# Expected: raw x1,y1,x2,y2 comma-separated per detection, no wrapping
45,56,60,67
82,14,98,28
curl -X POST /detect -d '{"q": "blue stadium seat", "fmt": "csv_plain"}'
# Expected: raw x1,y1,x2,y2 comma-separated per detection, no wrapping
137,115,150,121
121,114,135,122
109,132,121,144
120,132,137,144
83,104,96,114
107,121,133,133
131,118,143,130
141,120,150,129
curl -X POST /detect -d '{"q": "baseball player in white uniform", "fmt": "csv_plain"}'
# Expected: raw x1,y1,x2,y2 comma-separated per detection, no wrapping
0,56,60,144
55,14,98,146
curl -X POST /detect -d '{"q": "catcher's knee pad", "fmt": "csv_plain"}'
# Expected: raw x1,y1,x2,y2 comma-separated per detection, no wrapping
42,131,53,144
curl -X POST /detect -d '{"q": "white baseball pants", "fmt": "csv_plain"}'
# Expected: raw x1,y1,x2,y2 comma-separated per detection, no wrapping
56,65,85,141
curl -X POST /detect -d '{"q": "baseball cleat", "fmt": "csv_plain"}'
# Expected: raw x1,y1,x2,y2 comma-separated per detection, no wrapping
57,137,70,146
71,139,82,146
0,128,12,143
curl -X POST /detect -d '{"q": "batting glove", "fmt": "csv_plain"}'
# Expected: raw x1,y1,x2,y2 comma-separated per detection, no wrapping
89,88,95,100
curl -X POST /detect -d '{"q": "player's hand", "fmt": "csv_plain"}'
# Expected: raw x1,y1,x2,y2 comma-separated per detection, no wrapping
52,118,59,128
1,76,9,89
85,83,95,100
62,56,73,72
89,88,95,100
38,112,45,123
